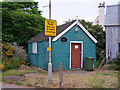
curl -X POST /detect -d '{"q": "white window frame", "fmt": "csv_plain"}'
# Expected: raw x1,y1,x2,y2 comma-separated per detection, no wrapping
32,42,37,53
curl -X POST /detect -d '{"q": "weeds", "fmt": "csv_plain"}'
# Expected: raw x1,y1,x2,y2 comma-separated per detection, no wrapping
1,42,28,71
16,82,23,85
109,54,120,71
93,85,104,88
2,69,38,77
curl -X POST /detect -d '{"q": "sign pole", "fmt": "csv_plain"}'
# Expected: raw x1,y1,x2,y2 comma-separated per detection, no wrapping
48,0,52,84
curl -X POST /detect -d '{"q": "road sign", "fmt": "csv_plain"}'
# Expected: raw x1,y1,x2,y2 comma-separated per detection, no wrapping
45,19,56,36
47,47,51,52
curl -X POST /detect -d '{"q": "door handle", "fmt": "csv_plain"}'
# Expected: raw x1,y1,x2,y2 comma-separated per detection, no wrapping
80,52,82,54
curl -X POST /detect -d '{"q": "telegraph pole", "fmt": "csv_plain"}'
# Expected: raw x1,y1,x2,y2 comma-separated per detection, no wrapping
48,0,52,84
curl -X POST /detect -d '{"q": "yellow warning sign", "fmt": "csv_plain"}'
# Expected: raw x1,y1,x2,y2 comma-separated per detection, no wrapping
47,47,51,52
45,19,56,36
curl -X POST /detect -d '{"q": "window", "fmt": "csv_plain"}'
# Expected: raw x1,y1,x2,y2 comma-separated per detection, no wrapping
118,43,120,53
61,37,67,43
32,42,37,53
97,20,99,23
75,45,78,49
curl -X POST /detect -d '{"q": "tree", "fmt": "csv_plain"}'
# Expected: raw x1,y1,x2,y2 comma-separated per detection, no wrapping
2,2,45,49
2,2,42,15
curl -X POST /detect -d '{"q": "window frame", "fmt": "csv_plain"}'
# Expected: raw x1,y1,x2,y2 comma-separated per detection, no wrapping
32,42,37,53
61,37,67,43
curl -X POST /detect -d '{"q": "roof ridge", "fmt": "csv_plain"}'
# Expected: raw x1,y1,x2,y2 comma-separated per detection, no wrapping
57,20,76,27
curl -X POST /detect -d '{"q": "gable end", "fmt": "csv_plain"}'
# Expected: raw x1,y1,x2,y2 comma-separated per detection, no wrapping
52,21,97,43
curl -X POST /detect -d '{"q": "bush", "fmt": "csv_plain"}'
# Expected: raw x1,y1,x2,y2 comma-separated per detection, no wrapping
109,54,120,71
2,56,23,71
1,42,26,71
1,42,15,58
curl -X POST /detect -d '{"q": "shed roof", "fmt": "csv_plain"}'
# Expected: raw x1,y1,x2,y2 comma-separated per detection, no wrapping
28,20,97,43
104,4,120,26
27,20,75,43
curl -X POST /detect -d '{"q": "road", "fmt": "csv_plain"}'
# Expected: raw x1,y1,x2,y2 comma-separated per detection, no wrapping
0,82,31,89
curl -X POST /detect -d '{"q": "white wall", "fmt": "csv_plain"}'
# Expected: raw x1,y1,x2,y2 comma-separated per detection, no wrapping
92,3,105,30
99,7,105,27
106,26,119,59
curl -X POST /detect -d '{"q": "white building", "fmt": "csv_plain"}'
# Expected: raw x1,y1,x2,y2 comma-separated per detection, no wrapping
105,4,120,59
92,2,105,30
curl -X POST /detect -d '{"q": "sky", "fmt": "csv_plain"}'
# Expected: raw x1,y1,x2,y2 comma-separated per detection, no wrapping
35,0,119,25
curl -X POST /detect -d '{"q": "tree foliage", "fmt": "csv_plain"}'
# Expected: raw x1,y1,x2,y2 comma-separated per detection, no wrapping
2,2,45,49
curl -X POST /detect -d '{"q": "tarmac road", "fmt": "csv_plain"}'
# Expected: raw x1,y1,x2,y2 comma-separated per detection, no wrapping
0,82,30,89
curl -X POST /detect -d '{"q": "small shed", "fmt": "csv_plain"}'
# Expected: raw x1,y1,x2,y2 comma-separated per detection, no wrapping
27,19,97,71
104,4,120,59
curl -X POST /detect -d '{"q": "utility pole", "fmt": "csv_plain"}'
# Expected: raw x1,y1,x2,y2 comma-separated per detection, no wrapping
48,0,52,84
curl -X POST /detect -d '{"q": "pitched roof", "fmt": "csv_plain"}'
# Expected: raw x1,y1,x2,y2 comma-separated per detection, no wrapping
27,20,75,43
52,20,97,43
28,20,97,43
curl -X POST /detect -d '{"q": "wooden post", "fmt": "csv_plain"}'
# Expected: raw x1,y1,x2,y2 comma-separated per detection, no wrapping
99,58,105,68
59,62,63,88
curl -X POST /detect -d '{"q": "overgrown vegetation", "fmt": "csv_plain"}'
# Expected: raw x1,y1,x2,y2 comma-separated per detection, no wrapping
2,56,23,71
1,42,26,71
109,54,120,71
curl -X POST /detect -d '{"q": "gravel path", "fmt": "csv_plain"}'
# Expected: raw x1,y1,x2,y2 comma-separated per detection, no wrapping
65,69,95,75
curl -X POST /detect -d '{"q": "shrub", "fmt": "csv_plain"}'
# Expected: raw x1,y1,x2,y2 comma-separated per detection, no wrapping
1,42,15,58
109,54,120,71
2,56,23,71
1,42,25,71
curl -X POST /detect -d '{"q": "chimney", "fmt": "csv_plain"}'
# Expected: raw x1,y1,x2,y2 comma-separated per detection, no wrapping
98,2,105,8
98,2,105,26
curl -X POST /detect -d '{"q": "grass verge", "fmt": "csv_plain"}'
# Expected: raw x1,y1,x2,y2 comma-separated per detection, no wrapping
2,69,46,77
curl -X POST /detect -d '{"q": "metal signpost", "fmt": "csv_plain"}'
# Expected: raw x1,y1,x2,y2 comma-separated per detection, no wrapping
44,0,56,84
45,19,56,84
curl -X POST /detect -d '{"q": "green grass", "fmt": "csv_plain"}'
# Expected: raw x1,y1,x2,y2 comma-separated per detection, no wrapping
102,73,112,76
2,69,42,77
27,83,32,87
2,79,13,84
88,70,118,88
93,85,104,88
2,68,47,86
16,82,23,85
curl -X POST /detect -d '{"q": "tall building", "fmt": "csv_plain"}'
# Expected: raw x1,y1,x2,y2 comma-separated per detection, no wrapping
92,2,105,30
105,4,120,59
